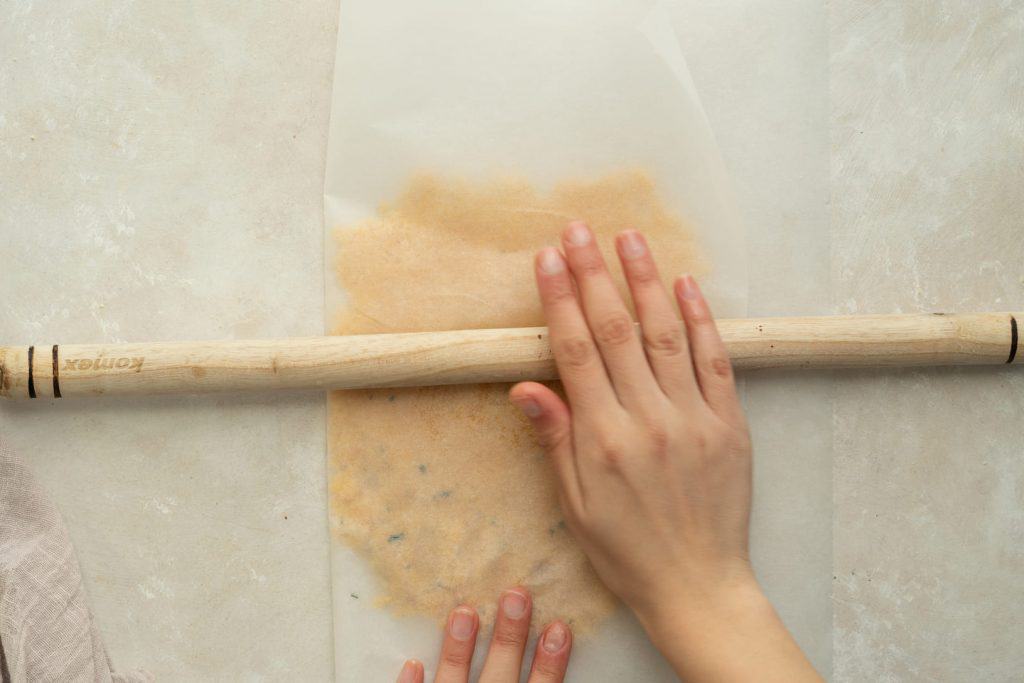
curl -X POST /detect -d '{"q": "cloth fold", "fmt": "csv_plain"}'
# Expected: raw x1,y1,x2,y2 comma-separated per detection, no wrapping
0,440,151,682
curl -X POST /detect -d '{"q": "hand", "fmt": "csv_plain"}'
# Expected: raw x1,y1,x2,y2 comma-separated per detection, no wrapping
510,222,753,622
509,223,820,681
396,587,572,683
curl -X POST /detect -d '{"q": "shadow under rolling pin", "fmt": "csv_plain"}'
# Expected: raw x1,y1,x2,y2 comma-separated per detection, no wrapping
0,313,1019,401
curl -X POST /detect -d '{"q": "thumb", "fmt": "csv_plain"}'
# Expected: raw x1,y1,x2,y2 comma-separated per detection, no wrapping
509,382,581,505
510,382,571,450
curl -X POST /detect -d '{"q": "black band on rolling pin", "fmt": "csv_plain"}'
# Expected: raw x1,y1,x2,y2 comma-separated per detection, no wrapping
27,346,36,398
52,345,61,398
1008,316,1019,364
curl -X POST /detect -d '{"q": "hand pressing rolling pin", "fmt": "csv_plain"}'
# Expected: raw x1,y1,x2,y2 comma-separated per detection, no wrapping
398,223,821,683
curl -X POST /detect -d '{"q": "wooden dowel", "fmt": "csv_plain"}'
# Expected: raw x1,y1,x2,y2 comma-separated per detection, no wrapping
0,313,1019,401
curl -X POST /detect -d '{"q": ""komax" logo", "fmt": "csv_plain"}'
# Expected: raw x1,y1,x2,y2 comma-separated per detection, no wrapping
64,357,144,371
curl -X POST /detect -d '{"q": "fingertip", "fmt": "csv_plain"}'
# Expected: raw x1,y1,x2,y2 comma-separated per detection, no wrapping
448,604,479,642
541,620,572,654
675,273,700,302
526,621,573,681
509,384,543,417
397,658,424,683
616,229,648,260
676,274,716,327
536,247,566,276
510,382,571,423
563,220,592,247
436,605,479,678
509,381,547,404
508,382,528,402
499,585,531,621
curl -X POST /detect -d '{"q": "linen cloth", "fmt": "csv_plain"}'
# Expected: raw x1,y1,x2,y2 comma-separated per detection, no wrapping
0,440,152,682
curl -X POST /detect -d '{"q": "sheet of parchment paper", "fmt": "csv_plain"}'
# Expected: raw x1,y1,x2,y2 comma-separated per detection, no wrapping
323,1,747,680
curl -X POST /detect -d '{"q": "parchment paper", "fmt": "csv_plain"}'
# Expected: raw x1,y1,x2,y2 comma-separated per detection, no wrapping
323,1,747,680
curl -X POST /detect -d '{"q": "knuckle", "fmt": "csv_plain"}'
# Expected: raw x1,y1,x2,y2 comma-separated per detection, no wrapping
593,313,635,347
491,624,526,649
596,436,627,469
546,280,577,304
643,327,684,356
537,424,570,451
602,450,623,470
441,648,472,669
687,303,714,325
725,429,753,459
628,261,660,285
696,428,744,466
575,256,606,278
532,657,566,679
554,337,595,368
707,355,733,379
643,420,670,461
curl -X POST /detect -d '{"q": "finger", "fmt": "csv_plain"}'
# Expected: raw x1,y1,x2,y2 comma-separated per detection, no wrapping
561,222,659,405
674,275,743,424
527,621,572,683
615,230,700,403
509,382,583,507
534,247,619,415
434,605,479,683
478,588,532,683
397,659,425,683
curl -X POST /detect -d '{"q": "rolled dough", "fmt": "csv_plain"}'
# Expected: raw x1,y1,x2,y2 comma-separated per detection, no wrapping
328,171,707,631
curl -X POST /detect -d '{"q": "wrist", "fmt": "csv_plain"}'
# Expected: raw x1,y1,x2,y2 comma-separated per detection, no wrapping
634,570,821,682
636,566,765,646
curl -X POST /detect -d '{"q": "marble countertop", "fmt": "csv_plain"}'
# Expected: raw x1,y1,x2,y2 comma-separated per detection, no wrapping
2,1,1021,680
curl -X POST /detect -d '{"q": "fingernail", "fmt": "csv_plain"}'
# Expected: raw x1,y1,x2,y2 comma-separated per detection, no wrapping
542,622,567,653
397,660,420,683
619,230,646,259
514,398,543,418
678,274,700,301
566,221,591,246
449,607,476,641
501,589,528,620
538,248,565,275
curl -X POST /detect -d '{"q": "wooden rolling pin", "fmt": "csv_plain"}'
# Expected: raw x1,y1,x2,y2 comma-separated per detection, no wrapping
0,313,1018,401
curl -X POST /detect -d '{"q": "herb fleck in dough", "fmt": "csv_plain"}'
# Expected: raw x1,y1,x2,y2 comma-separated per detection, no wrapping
328,170,707,630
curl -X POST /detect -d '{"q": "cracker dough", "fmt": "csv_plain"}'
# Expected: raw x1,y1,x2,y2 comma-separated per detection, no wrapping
328,171,706,631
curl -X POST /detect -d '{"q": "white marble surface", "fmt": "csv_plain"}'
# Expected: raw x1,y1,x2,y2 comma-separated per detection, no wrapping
829,3,1024,680
1,2,338,680
1,1,1021,680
